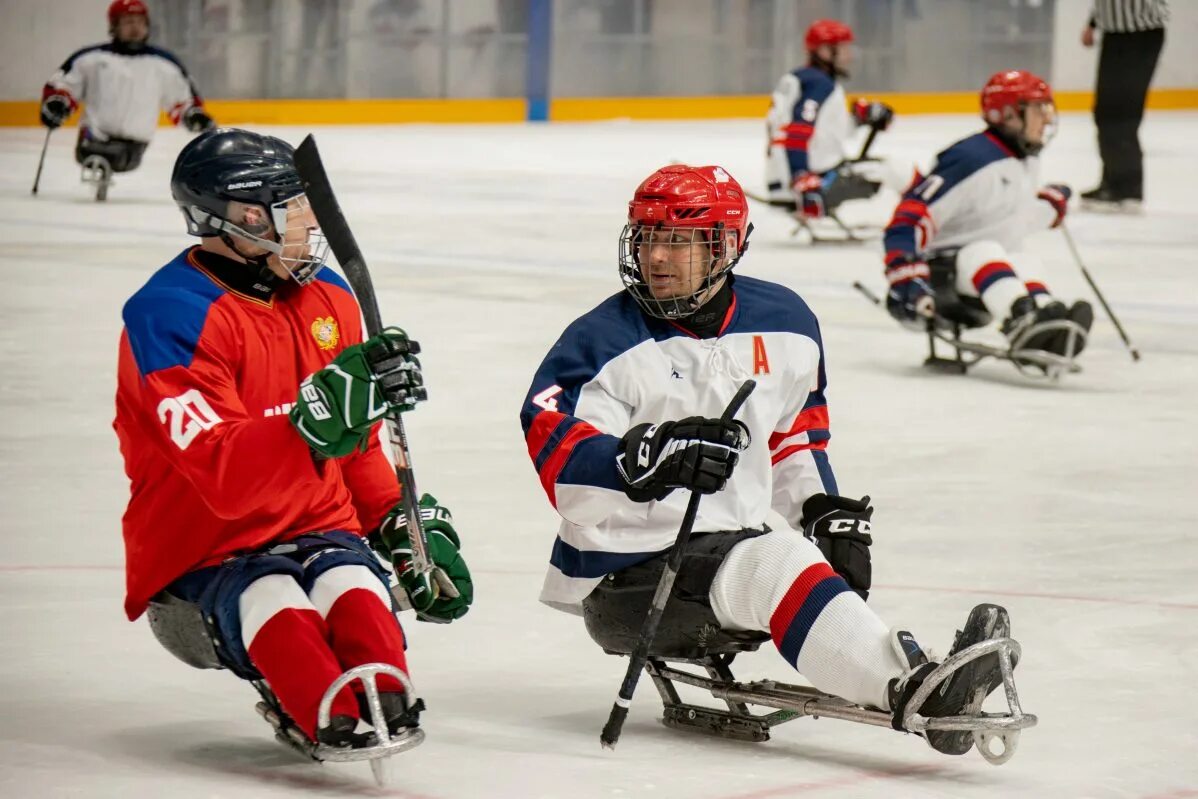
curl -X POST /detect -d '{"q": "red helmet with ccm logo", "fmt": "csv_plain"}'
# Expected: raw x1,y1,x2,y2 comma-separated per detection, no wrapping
805,19,854,51
620,164,752,320
626,164,750,256
981,69,1053,124
108,0,149,26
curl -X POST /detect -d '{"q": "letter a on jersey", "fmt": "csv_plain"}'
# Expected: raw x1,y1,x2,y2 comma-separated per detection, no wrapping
752,335,771,375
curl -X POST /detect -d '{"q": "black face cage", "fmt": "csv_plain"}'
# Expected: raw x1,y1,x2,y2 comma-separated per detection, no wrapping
617,222,751,320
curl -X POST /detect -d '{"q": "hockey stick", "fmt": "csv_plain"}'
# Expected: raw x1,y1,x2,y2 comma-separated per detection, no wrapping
600,379,756,749
31,128,52,196
294,135,460,609
1060,222,1141,362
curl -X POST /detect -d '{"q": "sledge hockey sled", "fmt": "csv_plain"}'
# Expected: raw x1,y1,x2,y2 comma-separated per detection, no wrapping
147,592,423,787
584,582,1035,765
745,189,881,245
853,264,1088,381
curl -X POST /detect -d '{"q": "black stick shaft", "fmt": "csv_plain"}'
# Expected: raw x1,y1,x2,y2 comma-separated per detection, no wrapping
1061,224,1141,362
600,379,756,749
294,135,458,604
31,129,51,196
857,125,879,162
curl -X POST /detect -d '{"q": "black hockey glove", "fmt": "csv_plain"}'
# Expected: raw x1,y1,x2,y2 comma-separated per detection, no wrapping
182,106,215,133
40,94,72,129
800,493,874,600
616,416,750,503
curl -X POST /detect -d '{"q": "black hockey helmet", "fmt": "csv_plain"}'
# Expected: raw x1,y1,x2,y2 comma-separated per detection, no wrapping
170,128,328,284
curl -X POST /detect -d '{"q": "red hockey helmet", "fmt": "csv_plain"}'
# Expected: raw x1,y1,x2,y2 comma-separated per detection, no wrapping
805,19,854,51
981,70,1053,124
619,165,751,319
108,0,149,26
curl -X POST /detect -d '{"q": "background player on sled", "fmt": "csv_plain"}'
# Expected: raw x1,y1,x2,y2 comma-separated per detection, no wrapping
763,19,906,240
881,69,1094,375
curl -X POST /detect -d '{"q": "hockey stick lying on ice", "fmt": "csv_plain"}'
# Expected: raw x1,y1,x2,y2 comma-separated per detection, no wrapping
600,379,756,748
1060,222,1141,362
294,135,459,613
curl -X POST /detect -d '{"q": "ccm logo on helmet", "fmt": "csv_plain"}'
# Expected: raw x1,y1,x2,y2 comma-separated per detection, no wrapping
226,180,263,190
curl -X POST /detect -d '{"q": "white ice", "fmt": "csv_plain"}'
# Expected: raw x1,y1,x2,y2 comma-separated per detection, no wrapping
1,112,1196,799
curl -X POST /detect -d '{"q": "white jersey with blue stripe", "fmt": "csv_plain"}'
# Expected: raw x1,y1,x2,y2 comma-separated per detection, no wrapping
883,131,1058,267
520,276,837,613
46,42,201,142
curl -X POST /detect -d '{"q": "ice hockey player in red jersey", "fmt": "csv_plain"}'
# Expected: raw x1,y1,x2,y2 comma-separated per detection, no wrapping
882,70,1093,369
765,19,900,223
520,164,1033,759
114,128,472,751
40,0,215,200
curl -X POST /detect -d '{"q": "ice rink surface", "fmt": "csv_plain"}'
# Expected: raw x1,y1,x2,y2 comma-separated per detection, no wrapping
1,112,1196,798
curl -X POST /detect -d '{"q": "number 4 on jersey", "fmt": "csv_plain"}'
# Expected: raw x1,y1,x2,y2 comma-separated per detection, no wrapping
157,389,222,450
532,385,564,412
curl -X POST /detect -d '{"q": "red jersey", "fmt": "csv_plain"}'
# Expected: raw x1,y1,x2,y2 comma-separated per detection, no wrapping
114,247,401,620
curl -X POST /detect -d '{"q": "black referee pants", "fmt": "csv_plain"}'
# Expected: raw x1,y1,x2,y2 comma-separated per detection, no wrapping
1094,27,1164,198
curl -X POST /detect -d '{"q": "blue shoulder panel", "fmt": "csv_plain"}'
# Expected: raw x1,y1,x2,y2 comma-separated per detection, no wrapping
726,275,823,343
520,292,686,434
59,43,111,72
794,66,836,108
140,44,189,74
122,249,225,376
314,266,353,297
922,131,1013,203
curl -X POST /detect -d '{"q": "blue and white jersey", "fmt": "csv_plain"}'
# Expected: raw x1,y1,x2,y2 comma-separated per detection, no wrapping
765,66,856,199
520,276,837,613
45,42,203,142
883,131,1058,267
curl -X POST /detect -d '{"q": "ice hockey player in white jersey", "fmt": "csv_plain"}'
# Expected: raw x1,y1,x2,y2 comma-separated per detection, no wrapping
765,19,898,219
883,70,1093,363
520,164,1024,755
39,0,214,200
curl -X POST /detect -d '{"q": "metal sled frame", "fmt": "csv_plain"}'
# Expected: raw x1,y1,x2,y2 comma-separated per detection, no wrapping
638,638,1035,766
253,663,425,787
80,155,112,202
744,190,880,245
926,319,1086,381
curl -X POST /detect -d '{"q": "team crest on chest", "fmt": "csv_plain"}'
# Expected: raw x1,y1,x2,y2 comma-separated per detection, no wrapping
310,316,340,351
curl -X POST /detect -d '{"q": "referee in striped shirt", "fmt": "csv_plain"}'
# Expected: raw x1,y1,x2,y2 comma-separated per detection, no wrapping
1081,0,1168,210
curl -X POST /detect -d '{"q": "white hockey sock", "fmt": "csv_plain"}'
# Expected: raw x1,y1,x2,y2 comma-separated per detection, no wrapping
970,265,1026,320
709,530,908,709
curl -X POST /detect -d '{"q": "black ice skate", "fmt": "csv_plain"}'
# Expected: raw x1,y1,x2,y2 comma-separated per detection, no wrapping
1001,297,1089,377
889,604,1023,757
358,689,425,736
317,714,375,748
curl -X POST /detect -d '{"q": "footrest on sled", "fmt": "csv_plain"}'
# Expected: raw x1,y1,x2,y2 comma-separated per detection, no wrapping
253,663,425,786
637,639,1035,765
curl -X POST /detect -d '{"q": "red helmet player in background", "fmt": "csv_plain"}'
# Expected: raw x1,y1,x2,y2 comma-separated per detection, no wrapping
880,69,1092,375
981,69,1058,156
520,163,1027,757
108,0,150,48
38,0,214,201
764,19,905,236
